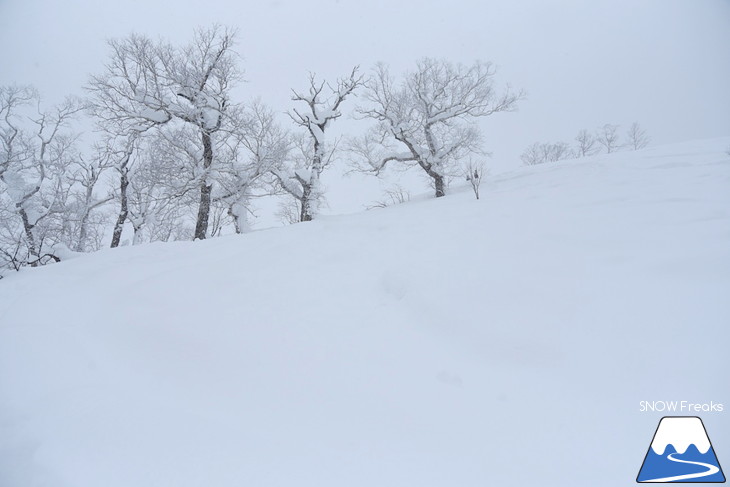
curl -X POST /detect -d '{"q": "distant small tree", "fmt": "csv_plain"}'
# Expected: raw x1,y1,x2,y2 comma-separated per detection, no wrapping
547,142,571,162
596,124,620,153
520,142,543,166
275,198,302,225
464,160,485,200
626,122,650,150
521,141,571,165
366,185,411,210
574,129,599,157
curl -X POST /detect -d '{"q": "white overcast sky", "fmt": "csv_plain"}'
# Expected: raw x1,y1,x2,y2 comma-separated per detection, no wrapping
1,0,729,216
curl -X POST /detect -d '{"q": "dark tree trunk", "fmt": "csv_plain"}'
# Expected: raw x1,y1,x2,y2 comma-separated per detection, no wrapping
301,134,323,223
110,168,129,248
194,182,212,239
18,207,39,266
299,183,313,222
416,157,446,198
433,174,446,198
194,131,214,240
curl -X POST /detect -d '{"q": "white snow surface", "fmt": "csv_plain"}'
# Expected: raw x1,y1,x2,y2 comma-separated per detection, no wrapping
1,138,729,486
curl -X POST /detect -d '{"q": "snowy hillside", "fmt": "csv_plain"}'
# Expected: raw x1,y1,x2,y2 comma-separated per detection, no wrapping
1,138,729,486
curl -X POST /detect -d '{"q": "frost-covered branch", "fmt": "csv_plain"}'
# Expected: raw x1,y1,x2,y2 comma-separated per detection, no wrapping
278,67,363,222
354,59,522,197
0,87,83,269
213,101,290,233
87,25,241,240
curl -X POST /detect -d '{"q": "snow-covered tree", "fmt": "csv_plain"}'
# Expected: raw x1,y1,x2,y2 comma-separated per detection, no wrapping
352,58,523,197
107,135,137,248
87,25,241,239
0,85,82,269
273,133,331,223
215,101,290,232
104,130,192,247
626,122,650,150
63,143,114,251
596,123,621,153
272,67,363,222
124,132,195,244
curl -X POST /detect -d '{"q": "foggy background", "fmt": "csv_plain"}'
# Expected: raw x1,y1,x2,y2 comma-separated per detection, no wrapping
2,0,729,220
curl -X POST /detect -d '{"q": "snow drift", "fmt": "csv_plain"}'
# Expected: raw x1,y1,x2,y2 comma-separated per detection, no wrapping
1,138,729,486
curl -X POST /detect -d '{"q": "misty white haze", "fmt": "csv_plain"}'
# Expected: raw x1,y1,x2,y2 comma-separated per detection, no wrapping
1,0,729,216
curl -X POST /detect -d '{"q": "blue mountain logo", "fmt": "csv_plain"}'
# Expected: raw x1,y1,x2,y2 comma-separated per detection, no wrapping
637,416,725,483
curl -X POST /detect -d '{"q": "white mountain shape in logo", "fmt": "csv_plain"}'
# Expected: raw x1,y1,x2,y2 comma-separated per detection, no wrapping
651,417,711,455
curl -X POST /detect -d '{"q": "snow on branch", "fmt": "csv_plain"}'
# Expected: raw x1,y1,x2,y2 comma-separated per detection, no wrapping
354,58,523,197
278,67,363,222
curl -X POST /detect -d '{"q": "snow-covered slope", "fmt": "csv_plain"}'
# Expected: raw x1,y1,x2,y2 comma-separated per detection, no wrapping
1,138,729,487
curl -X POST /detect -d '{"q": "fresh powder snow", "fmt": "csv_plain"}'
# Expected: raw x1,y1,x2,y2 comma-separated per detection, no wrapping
0,138,728,486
